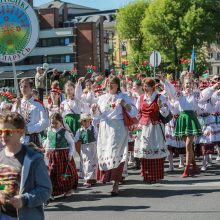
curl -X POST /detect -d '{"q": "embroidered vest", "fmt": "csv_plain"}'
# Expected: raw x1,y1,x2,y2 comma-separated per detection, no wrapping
80,126,96,144
139,94,160,125
48,128,68,149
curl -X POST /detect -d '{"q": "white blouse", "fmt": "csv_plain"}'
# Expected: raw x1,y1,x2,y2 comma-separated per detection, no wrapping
92,92,138,121
60,83,83,116
12,96,49,134
164,81,215,112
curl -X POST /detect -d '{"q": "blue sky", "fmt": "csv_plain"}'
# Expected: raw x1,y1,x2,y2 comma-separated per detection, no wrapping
34,0,134,10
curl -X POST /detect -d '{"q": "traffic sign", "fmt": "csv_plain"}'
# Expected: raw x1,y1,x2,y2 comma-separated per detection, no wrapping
150,51,161,67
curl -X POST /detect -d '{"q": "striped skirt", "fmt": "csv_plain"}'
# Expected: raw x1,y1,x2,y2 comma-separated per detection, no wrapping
141,158,165,182
96,162,125,183
47,149,78,196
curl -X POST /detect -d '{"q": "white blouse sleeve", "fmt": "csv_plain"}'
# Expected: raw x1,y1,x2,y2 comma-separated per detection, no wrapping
159,95,170,117
122,93,138,118
211,91,220,105
163,80,177,100
199,87,215,103
74,130,81,142
65,130,76,156
75,83,83,100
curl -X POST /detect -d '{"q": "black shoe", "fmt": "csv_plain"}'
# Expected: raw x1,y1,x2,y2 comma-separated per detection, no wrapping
111,191,119,197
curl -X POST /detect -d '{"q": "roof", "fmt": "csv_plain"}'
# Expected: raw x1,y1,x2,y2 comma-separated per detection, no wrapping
39,0,98,11
76,15,101,23
0,70,36,80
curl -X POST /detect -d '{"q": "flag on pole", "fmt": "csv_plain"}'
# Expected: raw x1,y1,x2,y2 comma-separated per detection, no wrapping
189,47,196,74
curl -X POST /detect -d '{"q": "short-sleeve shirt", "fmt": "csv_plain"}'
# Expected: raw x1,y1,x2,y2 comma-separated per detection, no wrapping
0,146,26,217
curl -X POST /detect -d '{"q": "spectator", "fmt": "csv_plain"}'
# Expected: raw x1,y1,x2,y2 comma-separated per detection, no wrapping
35,67,46,102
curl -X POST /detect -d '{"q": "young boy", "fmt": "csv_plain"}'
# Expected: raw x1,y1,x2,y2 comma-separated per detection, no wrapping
74,113,97,187
0,112,52,220
12,78,49,147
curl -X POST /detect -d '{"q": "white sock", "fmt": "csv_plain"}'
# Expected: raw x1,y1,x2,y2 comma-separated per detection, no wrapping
167,153,174,168
179,154,184,166
202,155,209,166
208,154,212,164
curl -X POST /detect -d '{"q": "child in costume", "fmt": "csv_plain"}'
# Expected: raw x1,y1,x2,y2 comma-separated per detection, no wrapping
74,113,97,187
43,113,78,199
60,78,85,135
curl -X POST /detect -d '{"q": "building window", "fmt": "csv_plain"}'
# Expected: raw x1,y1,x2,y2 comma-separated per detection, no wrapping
217,66,220,74
38,37,73,47
217,52,220,60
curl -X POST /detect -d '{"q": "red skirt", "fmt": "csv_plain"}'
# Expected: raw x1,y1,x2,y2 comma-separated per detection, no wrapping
96,162,125,183
141,158,165,181
47,149,78,196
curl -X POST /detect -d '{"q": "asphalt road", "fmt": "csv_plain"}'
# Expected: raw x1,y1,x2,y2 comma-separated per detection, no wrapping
45,156,220,220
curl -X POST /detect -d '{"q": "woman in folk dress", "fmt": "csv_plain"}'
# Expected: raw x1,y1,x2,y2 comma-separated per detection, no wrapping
135,77,169,183
162,73,220,177
91,76,138,196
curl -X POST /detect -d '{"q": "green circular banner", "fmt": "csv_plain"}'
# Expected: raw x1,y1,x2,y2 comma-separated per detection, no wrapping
0,0,39,63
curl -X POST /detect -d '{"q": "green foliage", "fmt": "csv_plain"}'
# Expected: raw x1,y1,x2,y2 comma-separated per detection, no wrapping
141,0,220,76
116,0,220,76
116,0,149,51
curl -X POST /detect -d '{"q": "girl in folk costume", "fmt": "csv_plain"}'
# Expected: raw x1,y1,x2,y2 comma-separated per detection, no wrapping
194,81,219,171
48,88,62,117
44,113,78,198
91,76,138,196
81,79,98,114
74,113,98,187
165,81,185,171
60,78,84,135
134,78,169,183
12,78,49,147
162,73,219,177
211,84,220,161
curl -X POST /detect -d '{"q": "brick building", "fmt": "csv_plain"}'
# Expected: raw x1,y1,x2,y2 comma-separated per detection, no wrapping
0,0,104,89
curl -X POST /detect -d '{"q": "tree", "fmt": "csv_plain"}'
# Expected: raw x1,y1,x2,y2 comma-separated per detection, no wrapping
141,0,220,77
116,0,150,73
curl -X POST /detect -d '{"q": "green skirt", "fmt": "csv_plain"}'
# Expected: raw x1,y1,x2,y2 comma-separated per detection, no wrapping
64,114,81,135
175,111,202,137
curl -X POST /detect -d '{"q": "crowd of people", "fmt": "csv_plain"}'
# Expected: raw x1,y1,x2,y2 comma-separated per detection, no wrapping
0,68,220,219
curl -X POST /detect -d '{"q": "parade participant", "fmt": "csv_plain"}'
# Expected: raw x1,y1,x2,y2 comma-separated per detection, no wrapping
48,88,61,117
74,113,97,187
43,113,78,199
211,84,220,161
135,77,169,183
32,89,40,101
81,79,97,113
195,81,219,171
165,81,185,171
60,78,84,135
35,67,47,102
91,75,138,196
0,112,52,220
162,73,219,177
12,78,49,147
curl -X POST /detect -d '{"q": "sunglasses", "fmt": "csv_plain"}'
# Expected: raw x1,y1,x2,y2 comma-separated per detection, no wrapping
0,129,23,137
214,78,220,81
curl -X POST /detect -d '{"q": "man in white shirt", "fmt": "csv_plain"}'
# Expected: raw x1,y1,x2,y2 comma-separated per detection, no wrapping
12,78,49,148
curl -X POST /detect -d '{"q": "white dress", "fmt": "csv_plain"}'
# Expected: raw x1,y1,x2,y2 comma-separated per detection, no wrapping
92,92,138,171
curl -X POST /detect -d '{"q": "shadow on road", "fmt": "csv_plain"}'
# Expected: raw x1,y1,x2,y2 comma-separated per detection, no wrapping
119,188,220,198
44,204,150,212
